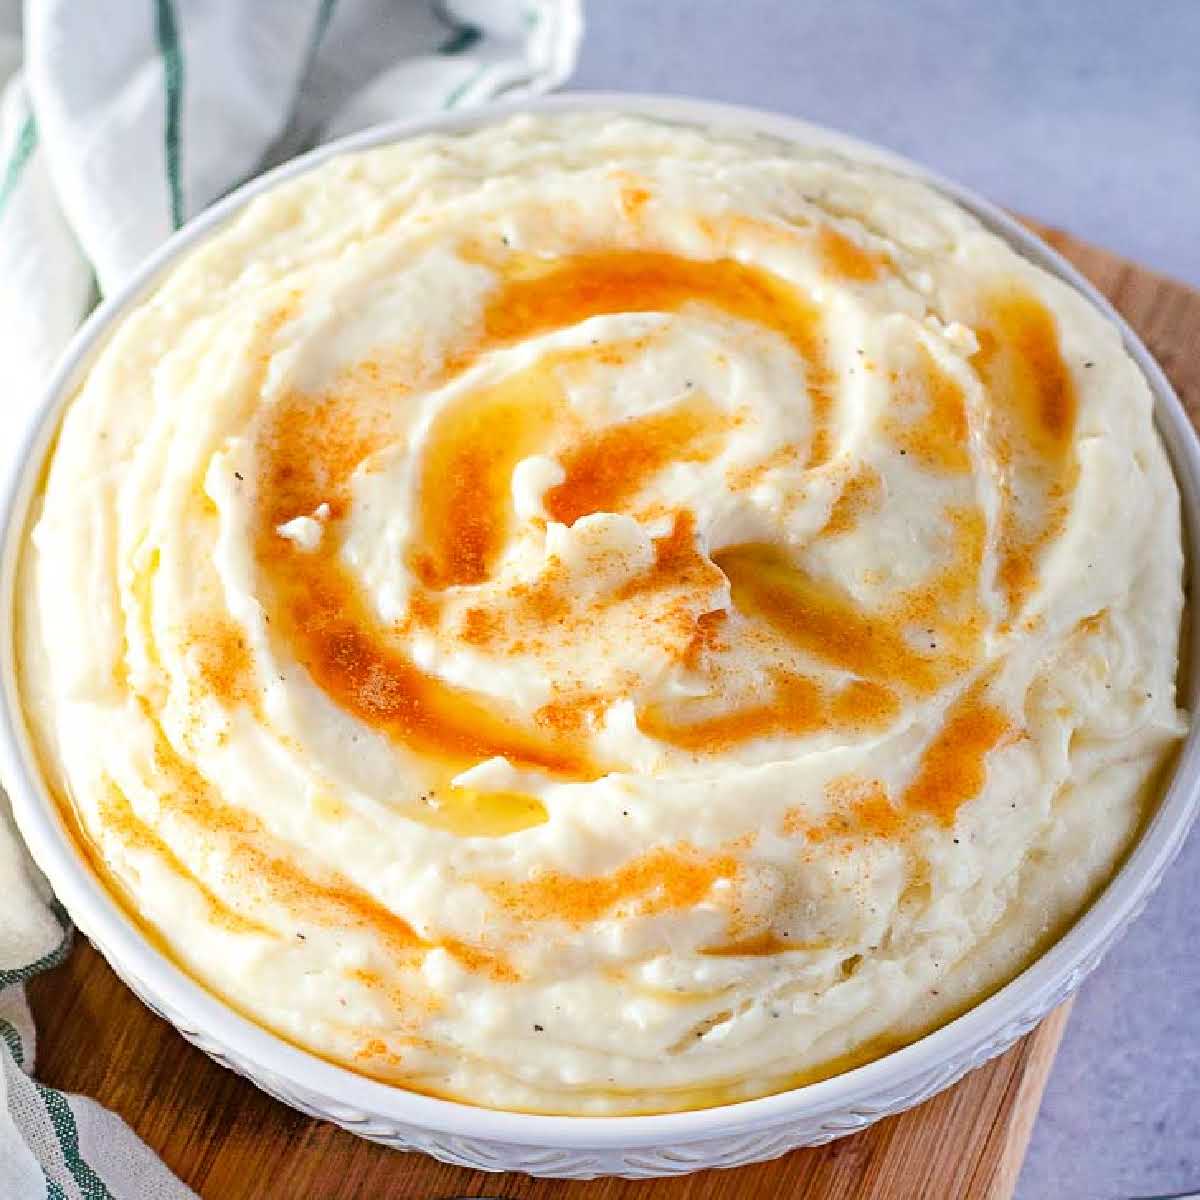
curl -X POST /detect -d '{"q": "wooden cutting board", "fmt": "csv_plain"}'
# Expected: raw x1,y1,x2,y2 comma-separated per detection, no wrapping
25,224,1200,1200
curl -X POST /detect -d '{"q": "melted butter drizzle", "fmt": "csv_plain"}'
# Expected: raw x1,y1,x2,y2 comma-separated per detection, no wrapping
480,250,830,464
257,529,593,776
638,671,899,752
254,251,830,779
884,344,972,474
246,249,1076,838
411,360,562,589
972,286,1078,612
544,395,728,527
715,544,944,694
900,681,1012,824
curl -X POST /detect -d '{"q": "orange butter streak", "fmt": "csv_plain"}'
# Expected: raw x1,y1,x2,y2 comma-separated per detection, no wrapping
256,390,392,530
97,779,272,939
412,362,562,588
545,397,726,527
715,544,942,695
829,679,902,730
235,842,425,956
186,618,258,712
640,662,900,753
820,463,883,537
680,609,728,670
779,683,1012,839
700,931,797,958
972,287,1078,613
487,844,739,925
138,702,510,975
826,776,909,840
891,505,988,658
619,508,727,601
440,939,521,984
140,700,261,839
618,180,652,222
238,838,517,980
975,289,1076,454
885,345,971,474
638,671,826,752
900,685,1012,825
482,250,832,465
815,225,889,282
108,743,519,978
257,533,595,777
783,776,909,844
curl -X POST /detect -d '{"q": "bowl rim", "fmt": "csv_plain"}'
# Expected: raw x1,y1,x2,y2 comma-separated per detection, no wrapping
3,90,1199,1149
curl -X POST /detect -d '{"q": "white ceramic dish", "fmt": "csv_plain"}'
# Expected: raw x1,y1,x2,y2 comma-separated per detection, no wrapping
2,93,1198,1180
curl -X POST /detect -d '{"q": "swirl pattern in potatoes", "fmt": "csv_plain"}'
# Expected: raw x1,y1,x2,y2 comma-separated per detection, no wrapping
17,114,1186,1114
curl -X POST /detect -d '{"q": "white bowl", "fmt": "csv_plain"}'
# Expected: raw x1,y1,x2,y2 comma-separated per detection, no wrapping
2,93,1198,1180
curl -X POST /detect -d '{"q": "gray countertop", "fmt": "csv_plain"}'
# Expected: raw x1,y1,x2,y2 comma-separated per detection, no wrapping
574,4,1200,1196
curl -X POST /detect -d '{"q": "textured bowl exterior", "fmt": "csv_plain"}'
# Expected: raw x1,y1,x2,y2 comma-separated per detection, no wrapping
3,94,1199,1180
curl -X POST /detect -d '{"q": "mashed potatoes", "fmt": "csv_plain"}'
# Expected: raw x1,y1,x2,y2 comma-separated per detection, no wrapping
17,114,1186,1113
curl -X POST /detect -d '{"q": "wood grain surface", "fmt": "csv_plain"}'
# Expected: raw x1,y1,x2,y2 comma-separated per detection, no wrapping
26,225,1200,1199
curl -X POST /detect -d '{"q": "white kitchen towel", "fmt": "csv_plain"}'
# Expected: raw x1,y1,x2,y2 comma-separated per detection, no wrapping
0,2,581,1196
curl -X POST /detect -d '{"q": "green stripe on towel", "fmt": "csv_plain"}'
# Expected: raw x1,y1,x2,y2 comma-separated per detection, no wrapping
314,0,340,47
443,64,489,110
0,113,38,221
0,1016,25,1069
37,1086,116,1200
154,0,185,229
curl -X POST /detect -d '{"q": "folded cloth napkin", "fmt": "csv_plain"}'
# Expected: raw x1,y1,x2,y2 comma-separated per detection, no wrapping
0,1,580,1195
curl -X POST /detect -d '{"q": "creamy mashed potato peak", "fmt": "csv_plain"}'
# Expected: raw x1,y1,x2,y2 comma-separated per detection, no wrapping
18,114,1186,1113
